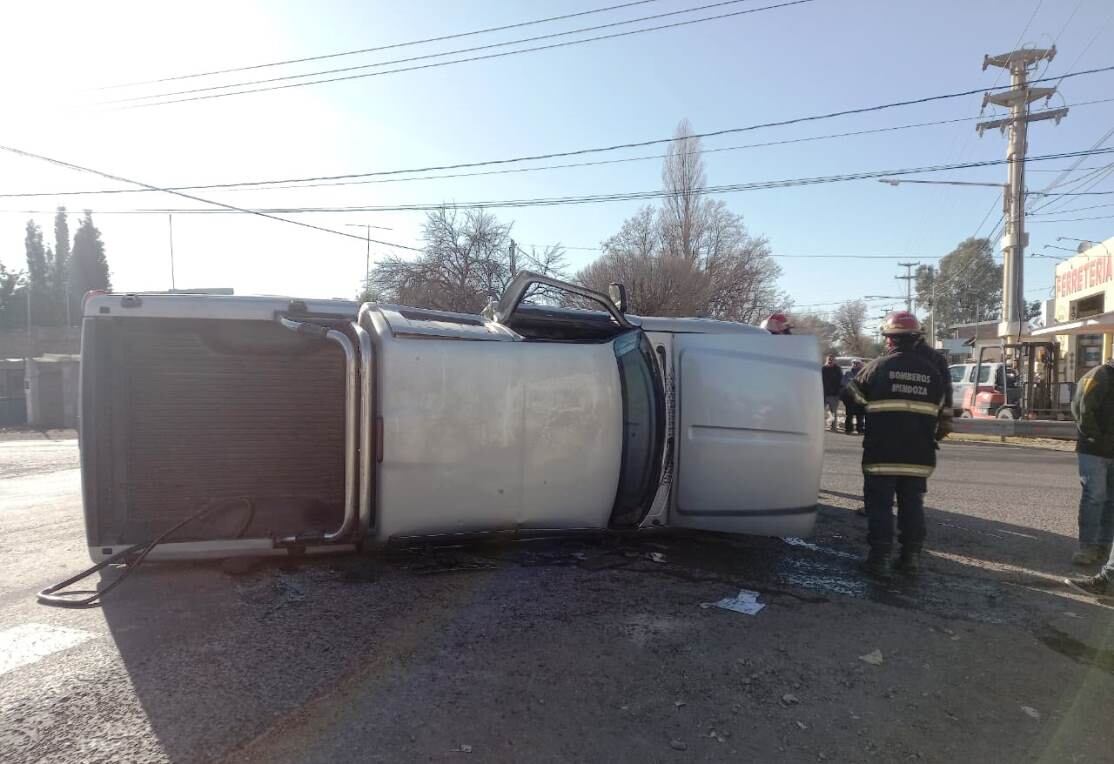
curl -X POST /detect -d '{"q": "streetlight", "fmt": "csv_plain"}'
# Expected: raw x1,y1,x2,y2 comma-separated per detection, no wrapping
1058,236,1111,254
343,223,374,297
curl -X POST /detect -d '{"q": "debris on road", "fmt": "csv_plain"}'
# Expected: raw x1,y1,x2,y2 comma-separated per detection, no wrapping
674,699,686,708
649,552,668,564
702,589,766,616
669,739,688,751
579,554,629,571
454,743,473,753
1020,706,1041,720
858,649,885,666
783,536,823,552
781,693,800,706
410,554,497,575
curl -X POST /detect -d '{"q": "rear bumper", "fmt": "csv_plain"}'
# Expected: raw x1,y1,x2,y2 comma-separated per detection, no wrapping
88,539,357,563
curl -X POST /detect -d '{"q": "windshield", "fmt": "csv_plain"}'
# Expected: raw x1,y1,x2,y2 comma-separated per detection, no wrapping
608,331,666,527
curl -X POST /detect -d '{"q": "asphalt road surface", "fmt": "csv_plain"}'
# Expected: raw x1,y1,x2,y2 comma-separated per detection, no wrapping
1,433,1112,763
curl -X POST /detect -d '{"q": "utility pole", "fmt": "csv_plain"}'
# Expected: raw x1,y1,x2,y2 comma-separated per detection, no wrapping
895,261,919,313
978,47,1068,341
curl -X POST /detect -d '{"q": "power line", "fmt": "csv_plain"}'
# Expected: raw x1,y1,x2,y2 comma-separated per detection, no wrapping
115,63,1114,172
7,145,1114,217
1027,129,1114,213
1052,4,1114,90
1028,165,1111,173
13,100,1114,199
0,144,420,251
20,74,1114,201
523,245,944,259
1028,212,1114,224
111,0,819,108
100,0,668,89
1031,200,1114,216
1031,159,1114,216
109,0,763,104
790,296,903,310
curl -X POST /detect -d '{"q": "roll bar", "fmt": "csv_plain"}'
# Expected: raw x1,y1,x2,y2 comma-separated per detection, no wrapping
492,271,633,329
354,305,375,535
277,316,358,544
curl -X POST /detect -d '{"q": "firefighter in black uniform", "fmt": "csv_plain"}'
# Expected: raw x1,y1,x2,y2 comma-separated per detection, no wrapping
843,311,951,579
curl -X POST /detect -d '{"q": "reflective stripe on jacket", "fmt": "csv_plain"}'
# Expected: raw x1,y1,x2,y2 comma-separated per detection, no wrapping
845,349,947,478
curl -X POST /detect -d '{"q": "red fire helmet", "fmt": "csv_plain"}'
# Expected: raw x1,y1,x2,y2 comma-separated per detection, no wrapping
761,312,792,334
880,310,922,337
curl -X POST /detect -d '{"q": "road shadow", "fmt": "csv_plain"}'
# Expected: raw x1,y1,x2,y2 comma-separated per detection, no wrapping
90,505,1114,763
817,488,1084,582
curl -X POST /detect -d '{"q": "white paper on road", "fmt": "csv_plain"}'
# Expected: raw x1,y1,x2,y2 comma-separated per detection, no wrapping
0,623,94,677
702,589,765,616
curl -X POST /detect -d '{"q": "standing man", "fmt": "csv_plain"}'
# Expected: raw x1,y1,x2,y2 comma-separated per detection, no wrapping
842,359,867,434
822,355,843,432
843,312,949,579
1065,359,1114,567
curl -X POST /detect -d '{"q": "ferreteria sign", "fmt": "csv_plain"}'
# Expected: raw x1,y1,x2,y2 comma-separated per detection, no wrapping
1057,252,1114,299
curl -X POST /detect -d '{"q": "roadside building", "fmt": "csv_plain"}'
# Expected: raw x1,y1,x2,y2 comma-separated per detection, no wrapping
1032,236,1114,387
0,358,26,426
25,354,80,429
935,320,999,364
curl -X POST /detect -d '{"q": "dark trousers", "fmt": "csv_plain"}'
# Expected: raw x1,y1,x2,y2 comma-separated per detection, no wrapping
844,408,865,433
863,474,927,551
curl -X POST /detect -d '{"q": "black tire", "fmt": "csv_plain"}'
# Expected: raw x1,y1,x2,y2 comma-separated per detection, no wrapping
996,407,1017,420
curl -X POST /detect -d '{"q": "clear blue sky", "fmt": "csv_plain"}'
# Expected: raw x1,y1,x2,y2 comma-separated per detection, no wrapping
2,0,1112,328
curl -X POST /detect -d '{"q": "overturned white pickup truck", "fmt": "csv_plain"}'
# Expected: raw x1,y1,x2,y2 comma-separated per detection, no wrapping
79,273,823,562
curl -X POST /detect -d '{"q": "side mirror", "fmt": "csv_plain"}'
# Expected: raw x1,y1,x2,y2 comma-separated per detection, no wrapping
608,283,628,313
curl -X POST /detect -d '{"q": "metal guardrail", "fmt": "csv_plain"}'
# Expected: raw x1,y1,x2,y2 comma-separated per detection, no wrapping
951,418,1077,440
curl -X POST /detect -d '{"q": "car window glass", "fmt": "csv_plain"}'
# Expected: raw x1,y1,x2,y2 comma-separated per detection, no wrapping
977,366,992,383
949,366,965,383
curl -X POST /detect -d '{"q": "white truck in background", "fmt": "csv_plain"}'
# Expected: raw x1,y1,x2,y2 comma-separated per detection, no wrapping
78,273,824,562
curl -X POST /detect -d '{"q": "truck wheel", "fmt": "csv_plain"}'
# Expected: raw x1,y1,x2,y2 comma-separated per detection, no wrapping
959,410,973,419
996,407,1016,420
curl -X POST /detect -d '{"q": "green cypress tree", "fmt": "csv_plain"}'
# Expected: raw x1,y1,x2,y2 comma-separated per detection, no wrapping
53,207,73,324
24,220,50,326
71,211,111,302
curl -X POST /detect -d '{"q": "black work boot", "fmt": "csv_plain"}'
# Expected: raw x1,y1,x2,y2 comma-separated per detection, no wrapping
859,548,892,580
894,547,922,576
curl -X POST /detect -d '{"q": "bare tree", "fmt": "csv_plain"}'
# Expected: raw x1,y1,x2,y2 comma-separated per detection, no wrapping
791,312,838,355
368,206,566,312
700,201,783,324
576,206,707,315
577,128,786,324
832,300,870,356
661,118,706,261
